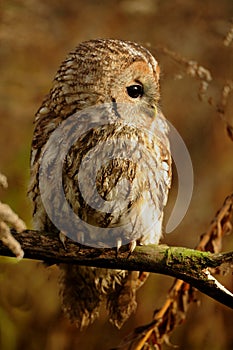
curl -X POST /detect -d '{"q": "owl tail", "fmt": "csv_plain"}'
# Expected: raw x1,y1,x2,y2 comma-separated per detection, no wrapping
59,264,102,329
107,270,144,329
59,265,150,329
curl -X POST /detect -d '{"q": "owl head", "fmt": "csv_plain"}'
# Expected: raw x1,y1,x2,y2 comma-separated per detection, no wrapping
42,39,160,117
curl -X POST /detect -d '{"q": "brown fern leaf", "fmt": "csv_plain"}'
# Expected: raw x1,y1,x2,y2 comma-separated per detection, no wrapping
114,193,233,350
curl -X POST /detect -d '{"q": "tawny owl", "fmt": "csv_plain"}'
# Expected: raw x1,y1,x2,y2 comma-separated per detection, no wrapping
28,39,172,329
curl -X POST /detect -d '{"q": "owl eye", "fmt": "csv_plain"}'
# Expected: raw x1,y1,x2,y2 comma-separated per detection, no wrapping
126,84,144,98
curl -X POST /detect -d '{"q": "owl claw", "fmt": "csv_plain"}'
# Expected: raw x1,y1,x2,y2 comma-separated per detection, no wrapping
127,240,136,258
129,240,136,252
115,238,122,258
59,231,67,250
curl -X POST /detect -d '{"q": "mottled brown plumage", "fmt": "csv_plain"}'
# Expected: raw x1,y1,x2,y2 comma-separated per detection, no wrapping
28,39,172,329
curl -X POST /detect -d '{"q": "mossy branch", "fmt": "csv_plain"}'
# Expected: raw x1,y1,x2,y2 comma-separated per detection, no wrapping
1,229,233,310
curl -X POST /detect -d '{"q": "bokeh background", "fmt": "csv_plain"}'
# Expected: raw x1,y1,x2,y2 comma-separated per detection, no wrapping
0,0,233,349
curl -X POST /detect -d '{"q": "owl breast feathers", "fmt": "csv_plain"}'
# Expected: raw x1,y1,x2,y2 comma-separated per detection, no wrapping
28,39,172,329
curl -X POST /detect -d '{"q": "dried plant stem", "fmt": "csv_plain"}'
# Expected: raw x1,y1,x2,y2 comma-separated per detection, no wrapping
114,193,233,349
0,172,25,259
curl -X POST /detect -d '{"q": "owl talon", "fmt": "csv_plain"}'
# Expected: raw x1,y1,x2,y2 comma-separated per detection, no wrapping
115,238,122,258
59,231,67,250
127,240,136,258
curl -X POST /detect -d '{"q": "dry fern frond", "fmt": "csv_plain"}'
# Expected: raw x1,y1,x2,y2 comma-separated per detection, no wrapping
114,193,233,350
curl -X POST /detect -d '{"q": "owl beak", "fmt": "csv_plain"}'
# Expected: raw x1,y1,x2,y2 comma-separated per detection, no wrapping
152,105,158,118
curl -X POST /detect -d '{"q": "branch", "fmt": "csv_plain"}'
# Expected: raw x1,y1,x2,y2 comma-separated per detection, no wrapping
1,229,233,310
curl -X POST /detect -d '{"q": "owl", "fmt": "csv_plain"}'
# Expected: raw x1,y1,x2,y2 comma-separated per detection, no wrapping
28,39,172,329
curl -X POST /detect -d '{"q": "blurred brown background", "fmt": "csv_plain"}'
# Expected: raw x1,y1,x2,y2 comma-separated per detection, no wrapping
0,0,233,349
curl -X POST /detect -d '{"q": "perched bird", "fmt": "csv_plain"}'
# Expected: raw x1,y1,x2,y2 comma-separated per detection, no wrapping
28,39,172,329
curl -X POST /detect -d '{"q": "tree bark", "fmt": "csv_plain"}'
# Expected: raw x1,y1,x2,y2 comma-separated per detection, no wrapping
0,229,233,309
